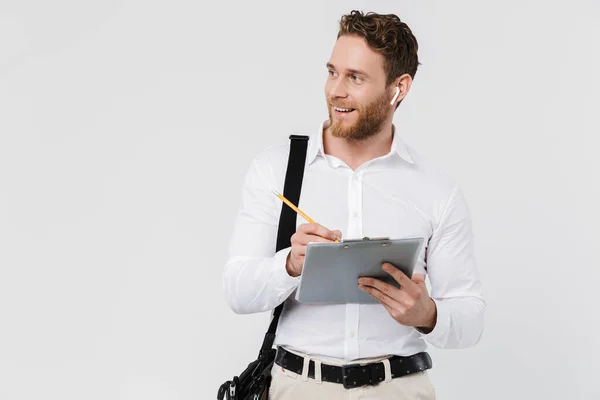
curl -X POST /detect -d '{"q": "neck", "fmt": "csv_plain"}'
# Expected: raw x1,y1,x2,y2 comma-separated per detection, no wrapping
323,120,394,170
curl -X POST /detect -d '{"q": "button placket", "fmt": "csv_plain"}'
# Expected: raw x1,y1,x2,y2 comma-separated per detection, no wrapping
347,175,359,237
345,171,364,361
354,172,364,237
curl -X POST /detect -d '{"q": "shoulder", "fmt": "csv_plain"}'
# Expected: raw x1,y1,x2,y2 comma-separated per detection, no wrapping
242,137,295,191
250,138,291,171
250,133,314,171
404,144,462,202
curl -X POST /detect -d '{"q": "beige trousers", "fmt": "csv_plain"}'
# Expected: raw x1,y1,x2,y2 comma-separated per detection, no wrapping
268,350,436,400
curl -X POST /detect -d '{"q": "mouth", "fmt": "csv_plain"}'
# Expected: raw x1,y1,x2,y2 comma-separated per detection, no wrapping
332,105,356,116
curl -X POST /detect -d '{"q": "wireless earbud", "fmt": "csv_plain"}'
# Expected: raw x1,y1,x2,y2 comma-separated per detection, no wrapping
390,87,400,105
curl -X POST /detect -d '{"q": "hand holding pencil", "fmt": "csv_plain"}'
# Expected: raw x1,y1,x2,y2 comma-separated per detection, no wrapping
272,190,342,277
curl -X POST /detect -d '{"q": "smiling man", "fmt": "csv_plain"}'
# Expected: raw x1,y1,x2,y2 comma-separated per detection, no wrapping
223,10,485,399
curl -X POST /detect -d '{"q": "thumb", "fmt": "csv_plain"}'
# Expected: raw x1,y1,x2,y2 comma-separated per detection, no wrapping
412,273,426,285
331,230,343,240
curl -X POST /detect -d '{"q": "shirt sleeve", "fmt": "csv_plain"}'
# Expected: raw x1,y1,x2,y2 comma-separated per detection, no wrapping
418,184,486,349
222,156,301,314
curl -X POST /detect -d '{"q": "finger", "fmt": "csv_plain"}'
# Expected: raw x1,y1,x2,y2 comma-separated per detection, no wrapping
297,231,338,246
412,274,426,286
294,245,307,257
307,234,338,243
332,230,343,240
358,277,404,303
380,301,400,320
382,263,419,295
291,231,310,246
300,223,339,241
379,299,410,324
293,236,330,258
358,283,405,312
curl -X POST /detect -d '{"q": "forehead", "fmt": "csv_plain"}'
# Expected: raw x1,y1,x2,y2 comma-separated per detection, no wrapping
328,35,386,79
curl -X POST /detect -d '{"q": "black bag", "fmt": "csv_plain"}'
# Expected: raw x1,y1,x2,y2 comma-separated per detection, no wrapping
217,135,310,400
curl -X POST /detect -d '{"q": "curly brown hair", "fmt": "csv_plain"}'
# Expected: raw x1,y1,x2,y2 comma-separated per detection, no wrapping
337,10,420,87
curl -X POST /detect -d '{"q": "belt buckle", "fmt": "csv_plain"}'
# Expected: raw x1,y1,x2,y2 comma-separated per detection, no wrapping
341,363,366,389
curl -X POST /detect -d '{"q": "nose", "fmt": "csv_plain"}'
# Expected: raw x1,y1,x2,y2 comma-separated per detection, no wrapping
328,79,348,100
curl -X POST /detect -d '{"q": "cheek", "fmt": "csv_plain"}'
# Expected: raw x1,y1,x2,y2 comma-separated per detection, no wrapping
349,90,368,108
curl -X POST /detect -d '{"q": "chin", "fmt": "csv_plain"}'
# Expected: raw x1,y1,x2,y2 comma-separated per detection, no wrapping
330,125,355,139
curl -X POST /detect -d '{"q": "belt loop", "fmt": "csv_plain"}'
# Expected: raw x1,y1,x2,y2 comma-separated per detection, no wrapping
382,359,392,383
301,356,310,381
314,359,322,384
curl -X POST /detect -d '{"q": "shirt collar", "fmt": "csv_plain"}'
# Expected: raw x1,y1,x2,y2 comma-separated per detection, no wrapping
307,119,414,165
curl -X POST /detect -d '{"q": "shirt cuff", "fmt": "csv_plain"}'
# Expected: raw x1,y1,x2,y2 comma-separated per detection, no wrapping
417,298,450,346
271,247,301,295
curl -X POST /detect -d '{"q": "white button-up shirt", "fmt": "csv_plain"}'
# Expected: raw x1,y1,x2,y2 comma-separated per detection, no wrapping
223,120,485,362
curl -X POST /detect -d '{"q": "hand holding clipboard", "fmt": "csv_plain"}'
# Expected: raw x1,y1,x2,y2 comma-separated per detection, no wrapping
272,190,342,277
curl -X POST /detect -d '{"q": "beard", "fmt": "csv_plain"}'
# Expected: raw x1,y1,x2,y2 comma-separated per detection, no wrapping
327,90,390,141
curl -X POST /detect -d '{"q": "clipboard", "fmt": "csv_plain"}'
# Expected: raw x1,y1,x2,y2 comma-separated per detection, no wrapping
295,236,425,304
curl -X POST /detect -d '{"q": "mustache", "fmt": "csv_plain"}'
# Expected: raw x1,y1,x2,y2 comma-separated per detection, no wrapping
329,102,357,109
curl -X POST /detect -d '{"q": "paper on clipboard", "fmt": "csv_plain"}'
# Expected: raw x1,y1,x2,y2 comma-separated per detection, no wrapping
295,236,425,304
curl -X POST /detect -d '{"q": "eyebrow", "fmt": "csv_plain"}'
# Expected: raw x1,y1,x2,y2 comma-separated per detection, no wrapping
326,63,370,79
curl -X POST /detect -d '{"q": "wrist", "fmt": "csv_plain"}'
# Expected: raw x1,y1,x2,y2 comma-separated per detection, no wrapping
418,298,437,332
285,253,299,277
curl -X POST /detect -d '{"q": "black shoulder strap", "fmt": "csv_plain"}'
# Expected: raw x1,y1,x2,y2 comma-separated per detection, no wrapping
276,135,310,252
259,134,309,356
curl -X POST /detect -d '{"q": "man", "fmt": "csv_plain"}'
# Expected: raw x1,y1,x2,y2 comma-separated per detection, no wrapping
223,10,485,399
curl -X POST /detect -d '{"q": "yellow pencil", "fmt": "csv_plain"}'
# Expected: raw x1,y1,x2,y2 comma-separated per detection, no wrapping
271,189,340,242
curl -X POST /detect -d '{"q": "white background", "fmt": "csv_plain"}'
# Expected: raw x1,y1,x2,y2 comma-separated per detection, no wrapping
1,0,599,399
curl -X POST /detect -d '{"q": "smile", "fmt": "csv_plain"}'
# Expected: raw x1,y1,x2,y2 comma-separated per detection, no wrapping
333,106,356,113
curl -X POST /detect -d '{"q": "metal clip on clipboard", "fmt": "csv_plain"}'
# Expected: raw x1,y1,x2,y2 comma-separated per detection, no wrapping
341,237,391,248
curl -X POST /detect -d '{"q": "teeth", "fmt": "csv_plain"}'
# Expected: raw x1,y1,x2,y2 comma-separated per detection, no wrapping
334,107,353,112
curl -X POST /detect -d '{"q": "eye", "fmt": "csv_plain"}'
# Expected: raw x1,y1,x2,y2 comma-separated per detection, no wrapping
328,70,338,78
350,75,363,83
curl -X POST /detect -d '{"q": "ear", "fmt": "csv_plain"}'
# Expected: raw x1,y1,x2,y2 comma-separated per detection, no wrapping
390,74,413,106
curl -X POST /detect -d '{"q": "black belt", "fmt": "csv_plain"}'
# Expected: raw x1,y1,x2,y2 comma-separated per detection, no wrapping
274,347,432,389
